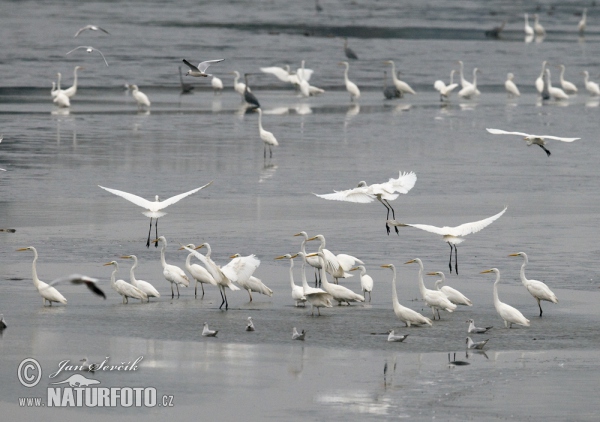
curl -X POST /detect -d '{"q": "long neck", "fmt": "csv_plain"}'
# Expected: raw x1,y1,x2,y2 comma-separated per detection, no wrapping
130,257,138,282
560,67,565,80
301,261,309,290
519,256,528,286
493,273,501,306
416,262,426,297
289,259,295,288
300,238,307,254
110,267,118,288
547,72,553,89
160,242,167,268
434,280,442,290
72,68,79,86
258,110,264,131
318,255,330,287
390,63,399,83
31,249,40,288
539,63,545,78
57,74,62,90
472,70,478,88
585,73,590,84
450,70,455,85
390,267,401,311
343,65,349,83
205,244,212,259
185,253,193,271
459,62,466,82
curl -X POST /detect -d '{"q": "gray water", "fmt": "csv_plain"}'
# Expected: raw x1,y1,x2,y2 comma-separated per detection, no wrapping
2,1,600,420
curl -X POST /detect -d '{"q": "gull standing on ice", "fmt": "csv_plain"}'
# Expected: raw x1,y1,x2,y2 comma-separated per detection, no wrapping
292,327,306,340
66,46,109,66
182,58,224,77
466,319,492,334
202,322,218,337
387,330,409,342
485,128,579,157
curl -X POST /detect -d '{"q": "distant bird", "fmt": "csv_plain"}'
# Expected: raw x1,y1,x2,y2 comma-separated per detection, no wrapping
315,0,323,13
211,76,223,94
343,38,358,59
466,319,493,334
256,108,278,158
384,60,416,95
292,327,306,340
178,66,194,94
350,265,373,302
535,61,547,94
46,274,106,299
578,8,587,34
98,182,212,248
0,229,15,232
388,207,507,275
434,70,458,101
53,91,71,108
74,25,110,37
182,58,224,77
243,73,260,109
66,46,109,66
17,246,67,306
448,352,470,366
533,14,545,35
582,71,600,96
246,317,255,331
524,13,534,36
457,68,480,99
509,252,558,317
202,322,218,337
383,71,402,100
387,330,409,342
381,264,433,327
129,85,151,110
179,244,217,298
155,236,190,298
231,71,250,101
120,255,161,301
485,21,506,38
485,128,579,157
456,60,480,95
504,73,520,97
427,271,472,306
466,337,489,350
338,61,360,101
558,65,577,94
406,258,457,320
314,171,417,235
275,254,306,307
481,268,530,328
80,357,95,372
63,66,84,98
0,315,7,330
103,261,147,303
546,69,569,100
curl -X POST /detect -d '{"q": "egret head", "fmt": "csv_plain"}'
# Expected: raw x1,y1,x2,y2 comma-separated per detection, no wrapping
120,255,134,259
275,254,292,260
306,234,323,242
178,244,196,250
480,268,497,275
17,247,34,252
194,243,207,250
404,258,421,265
103,261,118,267
229,253,241,259
293,231,308,238
380,264,394,269
426,271,443,277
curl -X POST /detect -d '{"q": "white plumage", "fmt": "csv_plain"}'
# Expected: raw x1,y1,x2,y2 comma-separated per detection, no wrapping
582,71,600,96
481,268,530,328
103,261,147,303
535,61,547,94
155,236,189,298
385,60,416,95
350,265,373,302
381,264,432,327
179,244,217,298
428,271,472,306
339,61,360,101
17,246,67,306
130,84,151,109
434,70,458,100
227,254,269,301
121,255,160,301
546,69,569,100
524,13,534,36
486,128,579,157
558,65,577,94
256,108,278,158
276,254,306,307
505,73,520,97
458,68,480,99
308,252,364,305
406,258,457,319
509,252,558,317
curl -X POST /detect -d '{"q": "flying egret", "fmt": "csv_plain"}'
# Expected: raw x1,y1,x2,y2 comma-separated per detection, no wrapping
120,255,161,301
98,182,212,248
228,253,271,301
466,337,489,350
350,265,373,302
558,65,577,94
129,84,151,110
211,76,223,94
505,73,520,97
74,25,110,37
246,316,255,331
388,207,507,275
46,274,106,299
307,252,365,305
427,271,472,306
380,264,432,327
387,330,409,342
178,244,217,298
256,108,278,158
261,64,294,84
466,319,492,334
384,61,416,95
154,236,189,298
481,268,530,328
178,67,194,94
485,128,579,157
546,69,569,100
182,58,224,77
524,13,534,36
343,37,358,59
66,46,109,66
296,251,333,315
535,61,547,94
314,171,417,235
383,71,402,99
579,8,587,34
292,327,306,340
458,68,480,99
103,261,147,303
306,234,362,284
509,252,558,317
405,258,456,319
202,322,218,337
17,246,67,306
276,254,306,307
582,71,600,96
533,14,545,36
63,66,84,98
434,70,458,101
338,61,360,102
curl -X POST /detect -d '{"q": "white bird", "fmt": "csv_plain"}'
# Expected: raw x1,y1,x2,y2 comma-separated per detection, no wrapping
481,268,530,328
405,259,457,319
524,13,534,36
154,236,189,298
384,60,416,95
350,265,373,302
546,69,569,100
579,8,587,34
79,357,95,372
387,330,409,342
434,70,458,101
307,252,365,305
535,61,547,94
338,61,360,102
533,14,545,36
178,244,217,298
466,319,492,334
98,182,212,248
504,73,520,97
103,261,147,303
456,61,480,95
296,60,311,97
261,65,294,83
314,171,417,235
427,271,472,306
582,71,600,96
306,234,361,284
46,274,106,299
129,84,151,110
228,254,271,301
275,254,306,307
388,207,507,275
466,336,489,350
182,58,224,77
231,71,249,100
74,25,110,37
509,252,558,317
296,251,333,316
294,231,322,283
558,65,578,94
246,316,255,331
17,246,67,306
458,68,480,99
63,66,84,98
120,255,161,301
66,46,108,66
256,108,278,158
211,76,223,94
51,73,64,98
380,264,432,327
53,91,71,108
202,322,218,337
485,128,579,157
292,327,306,340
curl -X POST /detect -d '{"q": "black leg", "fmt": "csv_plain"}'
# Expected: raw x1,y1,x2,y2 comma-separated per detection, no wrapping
224,290,229,310
384,199,399,235
270,145,273,158
155,219,159,247
264,144,267,158
195,282,197,298
147,218,153,248
454,244,458,275
448,243,453,274
176,283,180,298
171,283,174,299
538,299,543,317
201,283,205,298
219,288,225,309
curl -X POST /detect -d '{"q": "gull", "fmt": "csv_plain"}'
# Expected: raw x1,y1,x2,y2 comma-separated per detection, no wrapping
292,327,306,340
182,58,224,77
509,252,558,317
466,336,489,350
427,271,472,306
246,317,255,331
66,46,109,67
389,207,507,275
46,274,106,299
387,330,409,342
79,358,95,373
98,182,212,248
0,315,6,331
485,128,579,157
202,322,218,337
74,25,110,37
466,319,492,334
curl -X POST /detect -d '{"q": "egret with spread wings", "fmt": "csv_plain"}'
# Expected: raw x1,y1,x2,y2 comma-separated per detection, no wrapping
486,128,579,157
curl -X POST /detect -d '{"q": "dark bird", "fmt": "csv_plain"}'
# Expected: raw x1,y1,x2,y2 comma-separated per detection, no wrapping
47,274,106,299
343,38,358,60
383,71,402,100
485,21,506,38
244,73,260,109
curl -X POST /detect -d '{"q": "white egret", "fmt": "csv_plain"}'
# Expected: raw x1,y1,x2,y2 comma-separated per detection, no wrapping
314,171,417,235
154,236,189,298
384,60,416,95
178,66,194,94
46,274,106,299
231,71,249,100
53,91,71,108
579,8,587,34
387,330,409,342
582,71,600,96
98,182,212,248
202,322,218,337
535,61,547,94
66,46,108,66
294,232,321,283
533,14,545,35
296,60,311,97
509,252,558,317
307,234,362,284
178,244,217,298
51,73,63,98
228,253,271,301
350,265,373,302
103,261,147,303
296,251,333,315
63,66,84,98
384,71,402,99
504,73,520,97
129,85,151,110
434,70,458,101
458,68,480,99
558,65,577,94
466,337,489,350
524,13,534,36
456,61,480,95
338,61,360,101
182,58,224,77
485,128,579,157
246,317,255,331
481,268,530,328
74,25,110,37
275,254,306,307
120,255,161,301
256,108,278,158
405,258,456,319
427,271,472,306
343,38,358,59
546,69,568,100
261,65,294,83
17,246,67,306
307,252,365,305
466,319,492,334
388,207,507,275
380,264,432,327
292,327,306,340
211,76,223,94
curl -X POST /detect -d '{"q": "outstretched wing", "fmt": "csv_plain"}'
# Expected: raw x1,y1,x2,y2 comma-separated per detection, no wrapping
98,185,154,210
260,67,291,82
296,67,314,82
197,59,224,73
46,274,106,299
182,59,199,72
386,171,417,194
158,181,213,210
486,128,530,137
538,135,580,143
313,186,374,203
222,255,260,284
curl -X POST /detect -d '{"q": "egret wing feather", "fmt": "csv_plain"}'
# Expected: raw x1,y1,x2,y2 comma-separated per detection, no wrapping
157,182,213,209
313,188,375,203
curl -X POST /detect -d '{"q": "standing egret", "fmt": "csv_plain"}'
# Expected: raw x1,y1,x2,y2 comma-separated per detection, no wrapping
306,234,362,284
558,65,577,94
313,171,417,235
466,319,492,334
578,8,587,34
509,252,558,317
294,232,321,284
296,252,333,315
535,61,547,94
307,252,365,305
66,46,109,66
228,253,271,301
178,66,194,94
533,14,545,35
384,61,416,95
427,271,472,306
103,261,147,303
466,337,489,350
182,58,224,77
350,265,373,302
481,268,530,328
256,108,278,158
211,76,223,94
380,264,432,327
388,207,507,275
178,244,217,298
98,182,212,248
154,236,189,298
276,254,306,307
51,73,64,98
343,38,358,60
434,70,458,101
505,73,520,97
456,61,480,94
405,259,456,319
524,13,534,36
17,246,67,306
129,85,151,110
74,25,110,37
202,322,218,337
383,71,402,99
63,66,84,98
457,68,480,99
243,73,260,109
53,91,71,108
485,128,579,157
231,71,248,100
582,71,600,96
338,61,360,102
120,255,160,301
